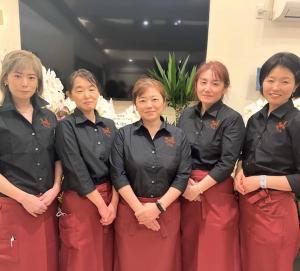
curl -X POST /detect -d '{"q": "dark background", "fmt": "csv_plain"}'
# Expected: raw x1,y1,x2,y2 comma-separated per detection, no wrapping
19,0,209,99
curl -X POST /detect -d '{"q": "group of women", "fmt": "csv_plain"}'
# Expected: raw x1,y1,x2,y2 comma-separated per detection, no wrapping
0,49,299,271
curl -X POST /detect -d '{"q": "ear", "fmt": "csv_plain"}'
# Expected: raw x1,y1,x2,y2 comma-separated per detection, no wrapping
66,90,72,100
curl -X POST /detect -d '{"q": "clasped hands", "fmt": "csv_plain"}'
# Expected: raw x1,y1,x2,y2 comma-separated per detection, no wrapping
234,170,260,195
135,203,161,231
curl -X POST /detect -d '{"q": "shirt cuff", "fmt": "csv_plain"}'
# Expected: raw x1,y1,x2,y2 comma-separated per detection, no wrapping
286,174,300,196
171,178,188,193
112,174,130,191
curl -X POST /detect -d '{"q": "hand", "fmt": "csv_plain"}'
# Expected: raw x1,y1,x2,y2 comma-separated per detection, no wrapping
40,186,60,206
135,203,160,224
20,193,48,217
182,179,202,201
242,176,260,195
234,169,246,194
100,202,117,226
188,178,201,201
143,219,160,231
98,204,110,224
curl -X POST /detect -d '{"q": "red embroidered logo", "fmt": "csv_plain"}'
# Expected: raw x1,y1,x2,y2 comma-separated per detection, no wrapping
40,118,51,128
210,119,220,129
164,136,176,147
102,127,111,137
276,121,288,133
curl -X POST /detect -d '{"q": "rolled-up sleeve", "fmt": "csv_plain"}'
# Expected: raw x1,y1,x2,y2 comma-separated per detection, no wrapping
209,115,245,182
170,131,192,192
109,129,131,191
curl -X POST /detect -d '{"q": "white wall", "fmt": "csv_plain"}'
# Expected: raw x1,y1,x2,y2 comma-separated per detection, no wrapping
0,0,21,52
207,0,300,114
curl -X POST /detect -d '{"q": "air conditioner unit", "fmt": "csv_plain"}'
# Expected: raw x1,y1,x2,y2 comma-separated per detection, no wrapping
272,0,300,21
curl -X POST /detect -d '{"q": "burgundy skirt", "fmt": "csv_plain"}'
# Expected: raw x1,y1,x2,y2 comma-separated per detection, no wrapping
181,170,241,271
59,183,113,271
0,196,59,271
114,197,181,271
239,189,300,271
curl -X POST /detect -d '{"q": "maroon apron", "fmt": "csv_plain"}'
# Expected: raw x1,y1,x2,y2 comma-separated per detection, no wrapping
59,183,113,271
0,196,59,271
114,197,181,271
181,170,241,271
239,189,300,271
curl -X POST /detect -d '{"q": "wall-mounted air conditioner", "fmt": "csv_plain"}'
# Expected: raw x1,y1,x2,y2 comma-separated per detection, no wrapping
272,0,300,21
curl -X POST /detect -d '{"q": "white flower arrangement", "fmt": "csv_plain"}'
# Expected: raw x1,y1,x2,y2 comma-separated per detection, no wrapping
243,97,300,123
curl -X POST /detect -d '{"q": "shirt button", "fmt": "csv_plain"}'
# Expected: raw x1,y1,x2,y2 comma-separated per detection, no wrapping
151,180,155,184
152,166,155,169
151,150,155,154
32,132,35,136
195,131,199,135
35,147,39,151
97,141,101,145
150,195,154,198
36,162,40,166
38,177,43,181
94,128,98,132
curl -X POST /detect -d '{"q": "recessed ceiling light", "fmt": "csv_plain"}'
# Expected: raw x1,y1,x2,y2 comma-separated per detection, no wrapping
129,59,133,62
174,20,182,26
77,17,90,27
143,20,149,26
103,49,111,54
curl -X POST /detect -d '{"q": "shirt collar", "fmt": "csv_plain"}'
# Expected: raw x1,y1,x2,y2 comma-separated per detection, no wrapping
195,99,223,118
259,99,294,119
74,108,104,125
133,116,171,135
0,91,48,112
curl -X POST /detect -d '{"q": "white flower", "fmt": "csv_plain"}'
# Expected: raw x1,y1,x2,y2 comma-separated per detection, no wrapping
243,98,267,123
41,66,65,114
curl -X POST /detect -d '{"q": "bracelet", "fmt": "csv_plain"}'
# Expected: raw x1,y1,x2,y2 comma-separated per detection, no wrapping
155,201,166,213
259,175,267,189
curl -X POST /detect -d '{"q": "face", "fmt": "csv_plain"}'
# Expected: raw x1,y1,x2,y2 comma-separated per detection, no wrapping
196,69,227,108
68,76,99,113
135,87,165,123
262,66,296,108
5,67,38,102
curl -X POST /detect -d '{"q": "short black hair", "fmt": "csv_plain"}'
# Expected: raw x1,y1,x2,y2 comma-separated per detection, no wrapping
259,52,300,98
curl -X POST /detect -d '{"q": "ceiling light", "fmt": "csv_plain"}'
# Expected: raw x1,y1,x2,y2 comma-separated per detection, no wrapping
143,20,149,26
103,49,111,54
129,59,133,62
77,17,90,27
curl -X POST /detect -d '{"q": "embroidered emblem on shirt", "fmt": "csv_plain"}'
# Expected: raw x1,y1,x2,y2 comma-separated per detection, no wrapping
164,136,176,147
276,121,288,133
40,118,51,128
102,127,111,137
210,119,220,129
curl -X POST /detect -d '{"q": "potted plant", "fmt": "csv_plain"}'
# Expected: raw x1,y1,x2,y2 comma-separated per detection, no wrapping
148,53,197,122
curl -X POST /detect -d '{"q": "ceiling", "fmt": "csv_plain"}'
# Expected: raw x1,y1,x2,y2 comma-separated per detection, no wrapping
58,0,209,69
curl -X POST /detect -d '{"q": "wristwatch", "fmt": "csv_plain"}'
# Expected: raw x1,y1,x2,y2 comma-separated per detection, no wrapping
155,201,166,213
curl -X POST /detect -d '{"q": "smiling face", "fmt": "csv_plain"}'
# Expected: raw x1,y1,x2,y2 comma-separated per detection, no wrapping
5,67,38,103
196,69,227,109
135,87,166,123
67,76,99,114
262,65,296,109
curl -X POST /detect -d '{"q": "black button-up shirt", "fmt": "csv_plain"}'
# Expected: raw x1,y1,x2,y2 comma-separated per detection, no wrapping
110,119,191,198
241,99,300,195
178,100,245,183
55,108,117,196
0,92,57,196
